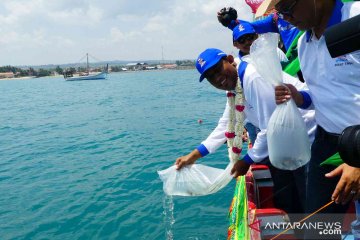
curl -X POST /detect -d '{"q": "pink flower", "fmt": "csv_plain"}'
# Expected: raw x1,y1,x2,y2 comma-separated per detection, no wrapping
225,132,236,138
232,147,242,154
227,92,235,97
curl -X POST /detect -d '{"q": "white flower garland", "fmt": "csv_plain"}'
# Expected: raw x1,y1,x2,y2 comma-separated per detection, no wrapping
226,78,245,163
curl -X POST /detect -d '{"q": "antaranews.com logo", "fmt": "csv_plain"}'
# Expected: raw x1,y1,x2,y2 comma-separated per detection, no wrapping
264,221,342,236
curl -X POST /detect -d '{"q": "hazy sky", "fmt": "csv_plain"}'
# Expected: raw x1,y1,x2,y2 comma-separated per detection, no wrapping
0,0,253,66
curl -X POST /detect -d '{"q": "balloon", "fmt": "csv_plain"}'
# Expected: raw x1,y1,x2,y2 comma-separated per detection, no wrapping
245,0,265,14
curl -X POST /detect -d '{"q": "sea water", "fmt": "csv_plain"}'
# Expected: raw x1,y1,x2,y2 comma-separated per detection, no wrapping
0,70,236,240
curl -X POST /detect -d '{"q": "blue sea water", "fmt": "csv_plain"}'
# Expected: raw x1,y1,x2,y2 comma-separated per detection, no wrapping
0,70,237,240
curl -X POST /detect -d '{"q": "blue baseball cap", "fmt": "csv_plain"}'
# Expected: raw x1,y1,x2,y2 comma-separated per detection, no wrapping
196,48,227,82
232,22,256,42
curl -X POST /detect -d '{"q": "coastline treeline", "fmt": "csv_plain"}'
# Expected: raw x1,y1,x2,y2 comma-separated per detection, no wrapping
0,65,58,78
0,60,196,78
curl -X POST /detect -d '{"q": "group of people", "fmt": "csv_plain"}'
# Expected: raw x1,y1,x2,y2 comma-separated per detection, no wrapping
175,0,360,239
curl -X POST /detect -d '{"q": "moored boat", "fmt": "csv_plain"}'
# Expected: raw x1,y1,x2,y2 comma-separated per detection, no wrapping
64,53,108,81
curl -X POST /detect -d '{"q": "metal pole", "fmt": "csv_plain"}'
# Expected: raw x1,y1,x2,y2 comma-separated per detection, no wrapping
86,53,89,75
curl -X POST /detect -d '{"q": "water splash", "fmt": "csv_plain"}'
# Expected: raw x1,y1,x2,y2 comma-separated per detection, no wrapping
163,194,175,240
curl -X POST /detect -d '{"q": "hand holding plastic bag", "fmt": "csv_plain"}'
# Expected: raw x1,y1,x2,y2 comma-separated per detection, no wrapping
158,160,234,196
250,33,311,170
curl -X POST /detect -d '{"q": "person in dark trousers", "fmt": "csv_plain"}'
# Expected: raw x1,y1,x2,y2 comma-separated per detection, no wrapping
270,0,360,238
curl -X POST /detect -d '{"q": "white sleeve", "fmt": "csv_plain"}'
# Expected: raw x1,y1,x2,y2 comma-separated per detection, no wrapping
243,65,277,162
201,98,229,154
248,129,269,162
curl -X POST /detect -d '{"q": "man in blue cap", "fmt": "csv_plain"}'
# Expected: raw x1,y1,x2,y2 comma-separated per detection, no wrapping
174,50,241,171
231,21,288,62
217,6,302,77
194,46,317,228
218,7,300,53
174,22,263,172
232,21,258,59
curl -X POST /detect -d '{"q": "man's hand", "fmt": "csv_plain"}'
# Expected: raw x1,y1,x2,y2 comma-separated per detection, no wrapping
175,149,202,170
231,160,251,178
275,84,303,106
326,163,360,204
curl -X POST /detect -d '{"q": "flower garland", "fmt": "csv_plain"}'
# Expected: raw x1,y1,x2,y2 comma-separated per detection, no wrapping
226,78,245,164
226,77,248,240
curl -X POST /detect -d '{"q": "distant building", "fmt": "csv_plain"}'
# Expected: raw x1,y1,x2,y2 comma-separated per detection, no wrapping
126,62,147,66
0,72,14,79
126,62,148,71
162,64,177,69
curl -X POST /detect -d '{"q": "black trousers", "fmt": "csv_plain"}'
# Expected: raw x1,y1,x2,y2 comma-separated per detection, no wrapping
304,125,350,239
268,163,306,215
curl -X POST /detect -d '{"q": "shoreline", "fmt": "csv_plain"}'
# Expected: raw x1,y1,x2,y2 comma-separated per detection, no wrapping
0,75,65,81
0,68,196,81
0,76,36,81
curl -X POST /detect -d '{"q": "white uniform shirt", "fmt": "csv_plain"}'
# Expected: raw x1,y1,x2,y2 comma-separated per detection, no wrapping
297,1,360,134
242,55,317,163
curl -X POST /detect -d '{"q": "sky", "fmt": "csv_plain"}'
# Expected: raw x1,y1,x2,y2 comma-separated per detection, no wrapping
0,0,253,66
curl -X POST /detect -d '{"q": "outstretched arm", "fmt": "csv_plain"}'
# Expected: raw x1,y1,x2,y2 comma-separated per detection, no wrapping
175,97,230,170
217,8,278,33
251,14,278,34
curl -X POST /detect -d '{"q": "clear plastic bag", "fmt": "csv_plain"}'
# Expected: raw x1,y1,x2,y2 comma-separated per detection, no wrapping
158,161,234,196
266,99,311,170
250,33,283,86
250,33,311,170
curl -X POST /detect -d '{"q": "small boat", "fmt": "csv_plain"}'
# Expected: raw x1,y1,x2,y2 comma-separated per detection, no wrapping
64,71,107,81
64,53,108,81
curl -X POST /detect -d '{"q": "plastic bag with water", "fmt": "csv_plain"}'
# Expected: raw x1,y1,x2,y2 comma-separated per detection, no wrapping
158,160,234,196
250,33,311,170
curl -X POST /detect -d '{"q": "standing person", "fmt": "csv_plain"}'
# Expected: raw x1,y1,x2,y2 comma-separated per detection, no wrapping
217,7,303,78
212,22,316,218
174,21,261,171
267,0,360,238
193,44,316,222
217,7,300,52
